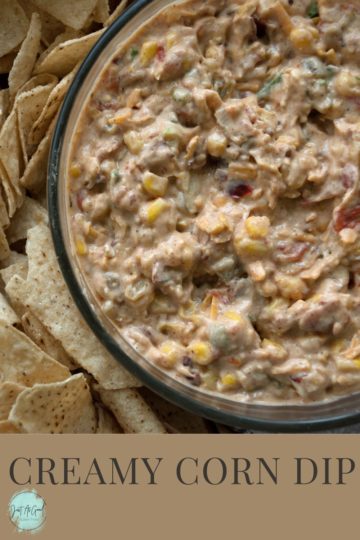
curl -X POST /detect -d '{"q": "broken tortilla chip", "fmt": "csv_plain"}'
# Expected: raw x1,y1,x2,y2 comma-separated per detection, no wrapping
94,0,110,24
0,420,23,433
18,0,65,47
0,320,70,386
34,30,103,78
0,90,9,132
9,374,97,433
0,382,25,421
32,0,98,31
21,311,77,370
97,387,166,434
106,0,128,26
6,197,48,245
96,403,122,433
0,227,10,261
0,293,19,325
8,13,42,98
0,1,29,58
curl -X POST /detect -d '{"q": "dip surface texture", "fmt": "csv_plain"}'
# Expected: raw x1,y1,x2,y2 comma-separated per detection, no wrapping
69,0,360,403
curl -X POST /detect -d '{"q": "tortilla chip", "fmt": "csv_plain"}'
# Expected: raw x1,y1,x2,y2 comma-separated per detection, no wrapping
8,13,42,98
18,0,65,47
0,382,25,421
9,374,97,433
97,387,166,434
32,0,98,31
34,30,103,78
0,186,9,229
16,73,58,97
139,388,210,433
94,0,110,23
29,67,77,147
20,224,140,389
106,0,128,26
0,254,28,285
0,320,70,386
4,274,27,316
0,90,9,132
20,117,55,193
0,164,19,218
0,292,19,325
17,85,56,164
96,403,122,433
6,197,48,246
0,420,23,433
0,227,10,261
0,109,24,201
0,1,29,58
21,311,77,370
0,53,16,75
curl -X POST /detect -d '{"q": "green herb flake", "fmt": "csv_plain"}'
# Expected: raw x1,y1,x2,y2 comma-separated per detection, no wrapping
307,0,319,18
257,73,283,100
130,47,139,60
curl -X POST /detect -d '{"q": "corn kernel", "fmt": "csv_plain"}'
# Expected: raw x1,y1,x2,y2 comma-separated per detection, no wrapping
340,228,358,245
188,341,213,366
263,339,286,355
123,131,144,154
245,216,270,239
335,71,360,98
234,238,269,258
75,238,87,256
276,275,308,301
290,27,315,52
140,40,158,65
268,2,293,35
110,108,132,125
223,311,244,322
203,372,218,390
69,164,81,178
354,360,360,369
228,162,257,180
143,172,168,197
221,373,238,387
145,198,169,224
197,214,229,235
166,32,178,48
210,296,218,320
207,131,228,157
160,341,180,369
248,261,266,282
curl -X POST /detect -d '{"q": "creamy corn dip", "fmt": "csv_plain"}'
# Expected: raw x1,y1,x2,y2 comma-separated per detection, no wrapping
68,0,360,403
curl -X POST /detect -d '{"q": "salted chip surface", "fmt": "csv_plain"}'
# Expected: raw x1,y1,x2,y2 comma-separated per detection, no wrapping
32,0,98,31
0,320,70,386
97,387,166,434
21,311,77,370
9,374,97,433
34,30,104,78
95,404,122,433
0,255,28,286
0,382,25,421
6,196,48,245
0,1,29,58
0,109,24,203
18,0,65,47
8,13,42,98
22,224,139,389
0,293,19,325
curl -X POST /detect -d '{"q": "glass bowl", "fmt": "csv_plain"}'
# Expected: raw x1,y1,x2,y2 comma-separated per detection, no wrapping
48,0,360,432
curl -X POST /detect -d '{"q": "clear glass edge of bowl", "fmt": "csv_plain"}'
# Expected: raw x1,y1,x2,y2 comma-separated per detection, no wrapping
47,0,360,432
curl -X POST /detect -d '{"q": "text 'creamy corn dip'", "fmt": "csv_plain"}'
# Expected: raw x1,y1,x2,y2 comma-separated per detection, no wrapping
69,0,360,403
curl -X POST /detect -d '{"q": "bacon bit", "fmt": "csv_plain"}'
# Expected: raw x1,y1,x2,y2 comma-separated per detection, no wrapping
275,241,309,263
229,358,242,367
290,376,304,384
227,182,253,199
157,45,166,61
335,205,360,232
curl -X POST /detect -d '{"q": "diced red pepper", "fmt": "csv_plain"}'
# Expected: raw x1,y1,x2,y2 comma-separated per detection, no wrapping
227,182,253,199
334,205,360,232
157,45,166,61
290,376,304,384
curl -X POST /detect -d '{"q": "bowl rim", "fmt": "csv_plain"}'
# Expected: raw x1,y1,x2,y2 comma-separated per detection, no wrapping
48,0,360,433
